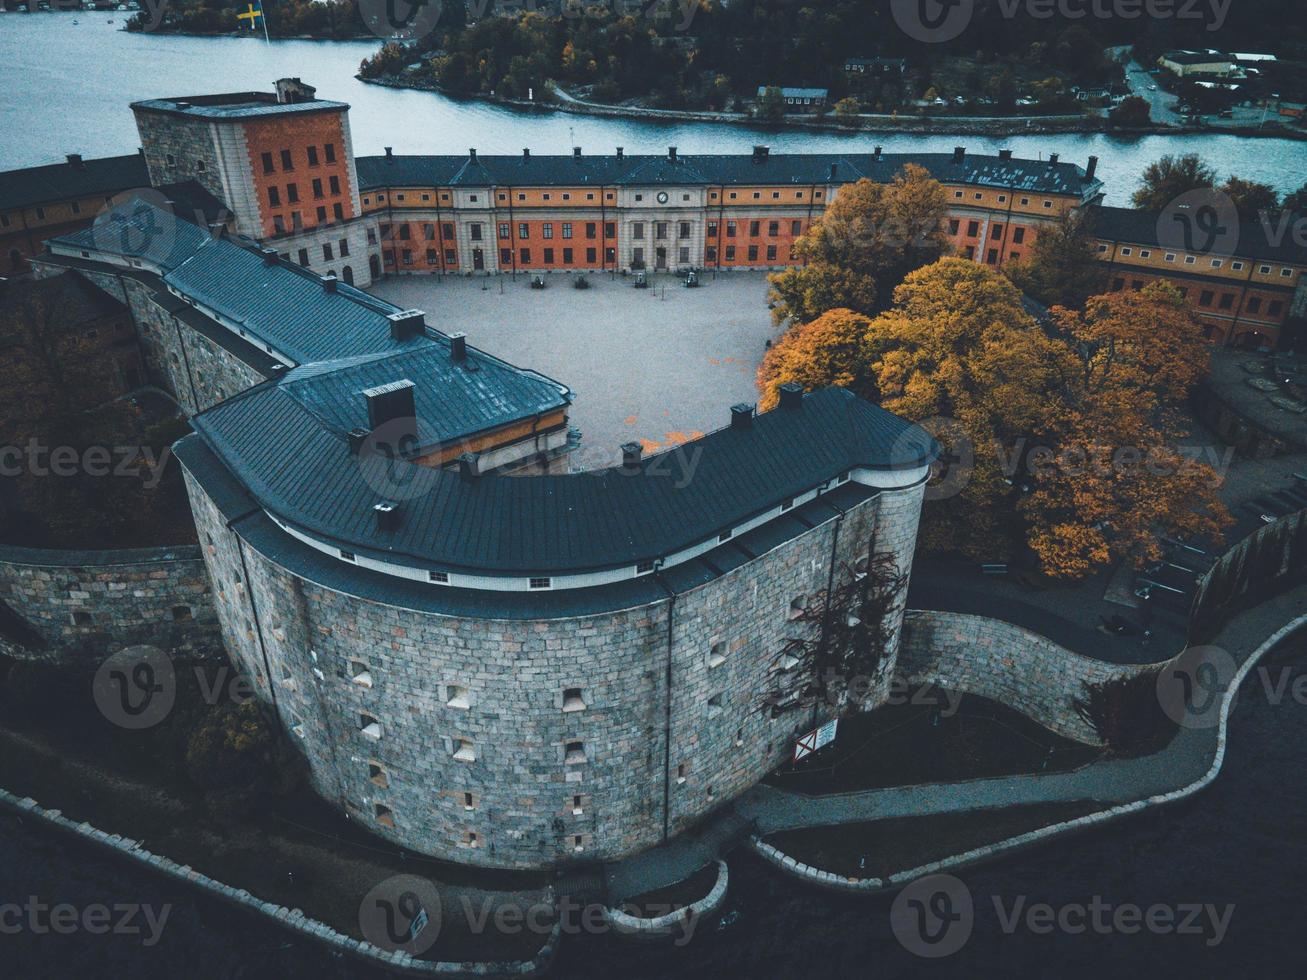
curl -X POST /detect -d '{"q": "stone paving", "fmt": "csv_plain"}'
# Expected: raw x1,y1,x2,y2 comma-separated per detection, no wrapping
368,271,784,466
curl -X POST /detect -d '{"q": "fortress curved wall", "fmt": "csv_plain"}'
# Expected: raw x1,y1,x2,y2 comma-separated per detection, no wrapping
0,543,219,662
183,468,924,869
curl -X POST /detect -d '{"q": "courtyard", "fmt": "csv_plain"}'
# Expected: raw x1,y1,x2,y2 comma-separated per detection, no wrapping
368,271,784,468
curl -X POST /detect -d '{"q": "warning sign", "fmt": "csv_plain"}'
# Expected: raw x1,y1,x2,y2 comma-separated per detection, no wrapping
793,718,838,763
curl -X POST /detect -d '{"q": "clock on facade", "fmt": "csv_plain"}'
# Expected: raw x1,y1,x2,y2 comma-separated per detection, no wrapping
656,191,669,204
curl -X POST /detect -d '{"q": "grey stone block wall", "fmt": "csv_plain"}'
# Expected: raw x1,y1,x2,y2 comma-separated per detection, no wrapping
184,469,927,869
897,610,1145,745
0,544,219,661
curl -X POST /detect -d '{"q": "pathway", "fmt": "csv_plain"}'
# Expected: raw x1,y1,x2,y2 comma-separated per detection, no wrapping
603,586,1307,902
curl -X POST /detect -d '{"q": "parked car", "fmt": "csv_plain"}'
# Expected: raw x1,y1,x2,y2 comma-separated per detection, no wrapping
530,275,545,289
633,271,648,289
683,269,699,288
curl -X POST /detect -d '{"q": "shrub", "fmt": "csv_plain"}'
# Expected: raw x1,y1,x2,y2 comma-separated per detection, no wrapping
184,701,303,817
1073,671,1174,755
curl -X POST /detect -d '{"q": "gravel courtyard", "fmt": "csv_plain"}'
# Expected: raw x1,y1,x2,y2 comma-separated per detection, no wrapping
369,271,784,468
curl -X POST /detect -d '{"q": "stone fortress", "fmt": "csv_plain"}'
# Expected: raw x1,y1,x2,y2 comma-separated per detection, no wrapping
12,78,1297,871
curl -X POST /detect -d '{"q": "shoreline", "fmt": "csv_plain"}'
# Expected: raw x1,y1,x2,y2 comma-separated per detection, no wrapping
93,26,1304,141
358,75,1306,141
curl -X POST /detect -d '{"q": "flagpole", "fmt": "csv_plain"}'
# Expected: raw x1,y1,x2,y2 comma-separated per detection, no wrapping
261,2,271,46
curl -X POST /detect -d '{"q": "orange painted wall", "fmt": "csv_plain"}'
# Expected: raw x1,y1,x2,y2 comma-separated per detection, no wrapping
244,111,355,239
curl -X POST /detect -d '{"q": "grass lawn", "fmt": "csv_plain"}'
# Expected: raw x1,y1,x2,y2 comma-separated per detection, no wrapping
766,685,1102,796
764,802,1104,879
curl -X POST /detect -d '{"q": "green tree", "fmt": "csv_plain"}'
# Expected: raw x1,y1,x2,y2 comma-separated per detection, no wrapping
1220,177,1280,220
1283,183,1307,213
1108,96,1151,128
755,86,786,121
1007,209,1108,311
1131,154,1216,210
833,96,861,124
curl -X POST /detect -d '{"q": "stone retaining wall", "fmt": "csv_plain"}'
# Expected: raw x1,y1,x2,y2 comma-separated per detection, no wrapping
0,543,219,661
753,611,1307,894
601,860,729,942
896,610,1149,744
0,785,561,977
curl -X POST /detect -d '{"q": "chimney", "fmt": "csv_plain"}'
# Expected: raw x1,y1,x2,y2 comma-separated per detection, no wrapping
322,273,338,293
998,148,1013,161
730,403,754,429
829,162,838,181
384,146,393,159
616,146,624,160
347,427,370,454
1048,152,1060,166
65,153,84,169
778,382,804,410
449,332,467,363
373,501,400,533
1085,155,1099,181
752,145,770,163
668,146,678,162
458,452,480,481
953,146,966,164
620,442,643,471
523,148,530,160
260,246,279,266
469,148,477,161
386,309,425,341
873,146,882,160
363,380,417,435
573,146,582,159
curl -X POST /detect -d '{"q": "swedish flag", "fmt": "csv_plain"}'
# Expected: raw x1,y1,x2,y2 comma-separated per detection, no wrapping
236,1,265,30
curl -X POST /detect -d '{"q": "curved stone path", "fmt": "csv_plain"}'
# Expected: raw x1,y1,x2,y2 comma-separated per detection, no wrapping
605,586,1307,903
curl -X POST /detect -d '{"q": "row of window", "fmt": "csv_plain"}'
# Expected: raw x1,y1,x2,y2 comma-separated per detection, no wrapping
948,218,1028,244
259,144,338,175
1110,276,1286,317
953,188,1056,209
267,175,342,208
1102,243,1297,278
271,203,345,234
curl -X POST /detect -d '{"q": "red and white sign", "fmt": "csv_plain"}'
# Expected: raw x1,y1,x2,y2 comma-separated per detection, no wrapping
793,718,838,763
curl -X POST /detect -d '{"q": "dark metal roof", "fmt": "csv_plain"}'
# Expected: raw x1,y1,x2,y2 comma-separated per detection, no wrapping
0,152,149,212
130,94,349,120
1094,205,1307,265
357,151,1101,198
49,198,214,270
182,433,876,620
183,386,936,577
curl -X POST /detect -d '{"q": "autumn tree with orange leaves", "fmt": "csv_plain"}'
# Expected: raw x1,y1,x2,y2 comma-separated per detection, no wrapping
766,165,951,325
1020,283,1229,578
758,262,1229,579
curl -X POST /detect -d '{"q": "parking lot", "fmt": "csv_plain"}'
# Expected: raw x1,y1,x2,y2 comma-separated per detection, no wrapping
369,270,784,468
